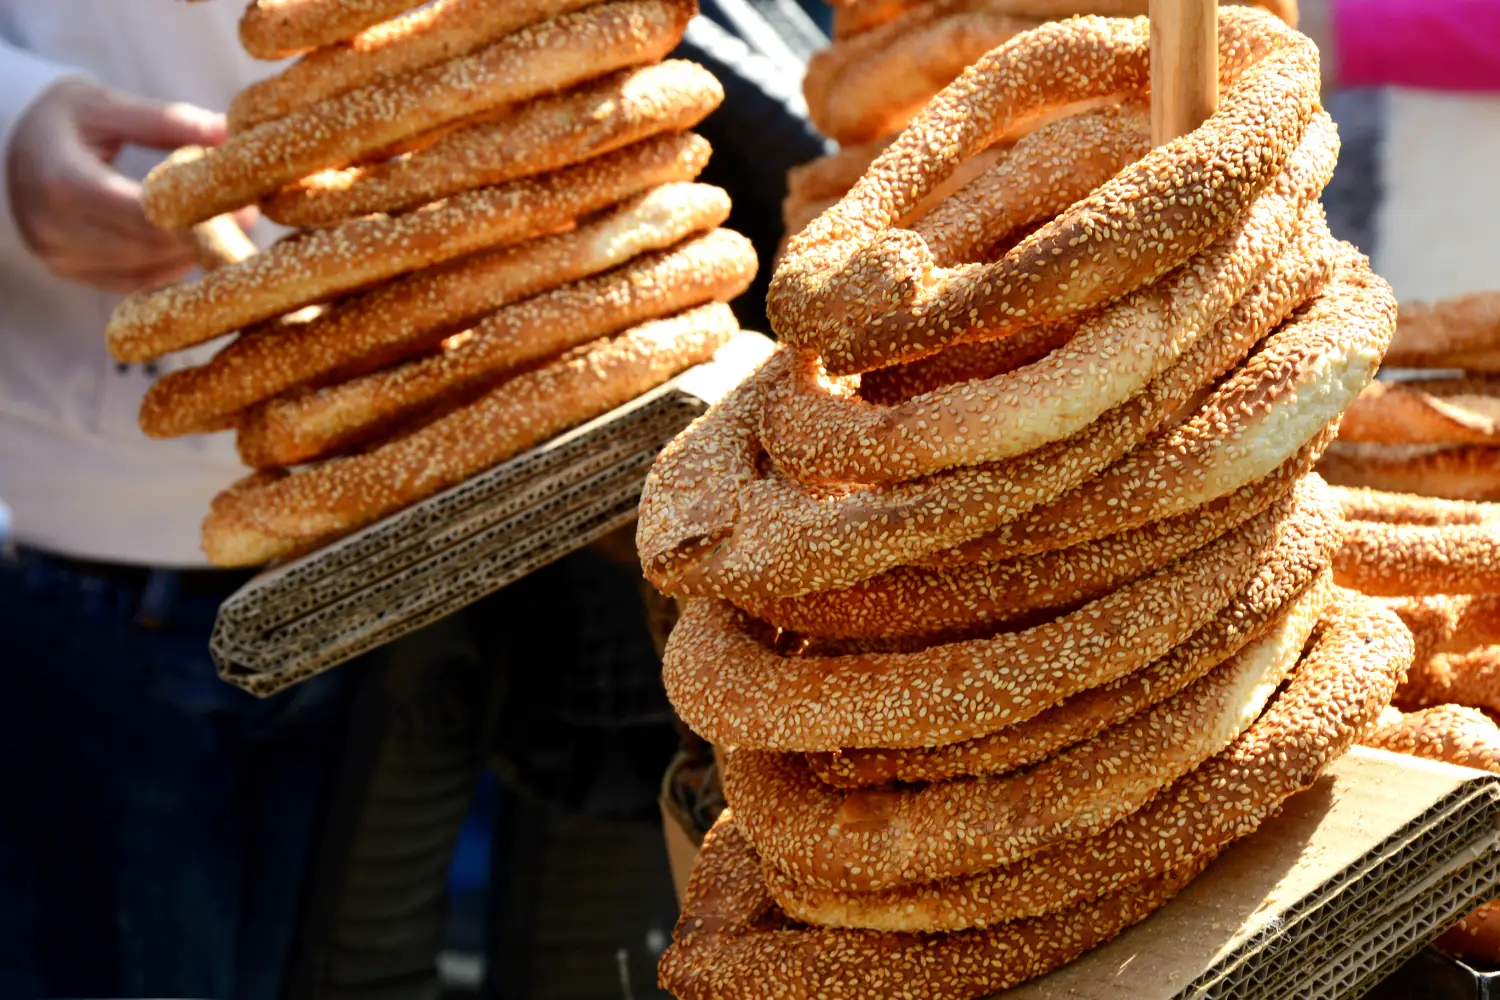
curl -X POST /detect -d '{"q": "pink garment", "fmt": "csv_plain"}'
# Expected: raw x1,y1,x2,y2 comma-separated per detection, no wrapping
1335,0,1500,90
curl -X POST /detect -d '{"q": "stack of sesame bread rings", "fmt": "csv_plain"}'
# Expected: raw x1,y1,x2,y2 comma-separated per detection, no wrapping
109,0,758,567
782,0,1299,243
640,11,1418,998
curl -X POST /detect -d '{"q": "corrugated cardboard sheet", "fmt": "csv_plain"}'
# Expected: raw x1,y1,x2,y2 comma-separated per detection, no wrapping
210,332,775,696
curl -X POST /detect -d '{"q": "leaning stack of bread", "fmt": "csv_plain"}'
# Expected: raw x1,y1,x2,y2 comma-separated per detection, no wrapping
637,11,1416,998
1319,292,1500,500
781,0,1297,241
108,0,757,566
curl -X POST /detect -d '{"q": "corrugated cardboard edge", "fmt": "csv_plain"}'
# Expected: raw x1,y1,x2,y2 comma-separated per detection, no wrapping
210,332,774,696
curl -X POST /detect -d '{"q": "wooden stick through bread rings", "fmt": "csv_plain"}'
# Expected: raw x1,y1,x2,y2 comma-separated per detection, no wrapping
234,228,757,467
147,0,694,229
770,8,1318,375
239,0,424,60
112,131,711,362
140,180,727,438
765,594,1410,933
200,302,739,566
262,60,724,228
230,0,607,131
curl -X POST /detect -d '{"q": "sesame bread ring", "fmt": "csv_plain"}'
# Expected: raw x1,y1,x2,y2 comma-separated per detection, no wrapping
807,568,1334,789
765,595,1409,933
1334,519,1500,597
1399,649,1500,718
1364,705,1500,775
112,131,709,363
1438,900,1500,968
660,478,1343,752
1331,486,1500,527
825,0,1296,42
146,0,694,229
729,577,1323,893
234,228,757,467
770,8,1317,374
658,814,1212,1000
750,450,1310,641
140,180,727,438
239,0,424,59
1318,443,1500,501
760,111,1332,483
229,0,605,132
263,61,724,228
1338,378,1500,447
200,302,738,566
1384,291,1500,373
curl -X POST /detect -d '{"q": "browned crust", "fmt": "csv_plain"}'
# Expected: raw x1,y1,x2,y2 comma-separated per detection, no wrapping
112,132,711,363
262,61,724,227
1317,443,1500,502
1338,377,1500,446
239,0,422,59
1334,519,1500,597
1387,291,1500,371
1331,485,1500,526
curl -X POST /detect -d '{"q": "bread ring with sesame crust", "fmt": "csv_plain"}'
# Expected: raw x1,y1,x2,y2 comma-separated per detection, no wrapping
200,302,738,567
234,228,757,468
824,0,1297,42
1333,519,1500,597
1337,378,1500,447
229,0,605,132
761,109,1330,484
764,594,1409,933
1332,485,1500,526
659,814,1214,1000
1398,648,1500,717
661,478,1343,752
262,61,724,228
806,568,1334,789
239,0,424,59
1383,594,1500,672
1383,290,1500,373
1437,900,1500,968
111,131,709,363
139,181,727,439
1318,443,1500,502
145,0,693,229
1363,705,1500,775
770,8,1317,375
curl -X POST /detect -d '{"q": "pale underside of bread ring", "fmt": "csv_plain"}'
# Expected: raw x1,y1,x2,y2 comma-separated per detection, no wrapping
772,9,1317,374
1337,377,1500,446
761,112,1334,483
767,594,1410,933
147,0,693,229
262,61,724,228
1334,519,1500,597
140,180,726,438
661,477,1343,752
659,814,1213,1000
235,227,757,468
1318,442,1500,502
727,573,1320,892
239,0,424,60
229,0,605,132
113,132,709,363
200,302,738,567
804,559,1335,789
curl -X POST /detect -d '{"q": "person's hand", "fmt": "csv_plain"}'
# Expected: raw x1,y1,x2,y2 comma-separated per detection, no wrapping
6,78,239,293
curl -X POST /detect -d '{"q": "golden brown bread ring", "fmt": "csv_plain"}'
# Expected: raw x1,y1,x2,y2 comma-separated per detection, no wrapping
1363,704,1500,774
140,180,726,439
661,478,1343,752
803,553,1333,790
824,0,1297,40
229,0,604,132
729,575,1322,893
761,112,1330,483
262,61,724,228
239,0,423,59
1385,291,1500,373
1384,594,1500,676
659,814,1213,1000
767,594,1410,933
1397,632,1500,716
1318,442,1500,501
771,9,1316,374
113,132,710,363
750,449,1309,640
200,302,738,566
1331,485,1500,526
1437,901,1500,968
1334,519,1500,597
146,0,693,229
1338,377,1500,446
234,228,757,468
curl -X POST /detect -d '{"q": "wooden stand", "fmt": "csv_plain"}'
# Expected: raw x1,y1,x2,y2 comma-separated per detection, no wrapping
1149,0,1218,145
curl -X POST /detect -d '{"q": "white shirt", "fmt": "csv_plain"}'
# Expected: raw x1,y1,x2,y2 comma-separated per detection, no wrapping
0,1,283,566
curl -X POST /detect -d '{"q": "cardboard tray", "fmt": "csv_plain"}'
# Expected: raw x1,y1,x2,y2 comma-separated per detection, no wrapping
660,747,1500,999
210,331,775,697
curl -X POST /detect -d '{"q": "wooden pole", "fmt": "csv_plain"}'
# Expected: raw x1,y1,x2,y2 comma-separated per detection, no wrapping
1150,0,1218,145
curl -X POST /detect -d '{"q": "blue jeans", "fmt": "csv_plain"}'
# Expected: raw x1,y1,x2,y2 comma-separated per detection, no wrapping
0,550,348,1000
